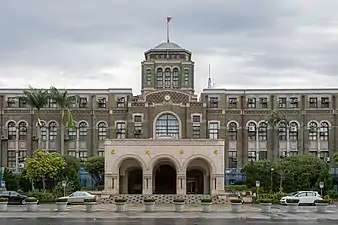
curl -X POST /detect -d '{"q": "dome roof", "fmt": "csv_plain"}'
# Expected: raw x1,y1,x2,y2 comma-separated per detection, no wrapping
153,42,183,50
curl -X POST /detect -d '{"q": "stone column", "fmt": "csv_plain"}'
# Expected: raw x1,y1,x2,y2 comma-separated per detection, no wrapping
176,174,186,194
104,173,119,194
210,174,224,195
143,174,152,194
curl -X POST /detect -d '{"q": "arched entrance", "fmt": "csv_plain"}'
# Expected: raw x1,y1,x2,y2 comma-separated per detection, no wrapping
153,160,177,194
186,157,211,194
119,158,143,194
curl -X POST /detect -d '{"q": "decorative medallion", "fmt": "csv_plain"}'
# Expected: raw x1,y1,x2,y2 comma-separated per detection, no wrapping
179,149,184,155
164,95,171,101
145,149,150,155
110,149,116,155
214,149,219,155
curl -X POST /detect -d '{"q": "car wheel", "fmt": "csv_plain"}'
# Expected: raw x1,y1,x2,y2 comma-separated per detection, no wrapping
21,199,26,205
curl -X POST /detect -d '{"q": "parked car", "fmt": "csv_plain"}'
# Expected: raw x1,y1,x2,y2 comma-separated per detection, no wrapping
280,191,322,205
57,191,98,204
0,191,29,205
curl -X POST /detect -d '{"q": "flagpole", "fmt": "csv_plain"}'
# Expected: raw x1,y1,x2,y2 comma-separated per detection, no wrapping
166,18,169,43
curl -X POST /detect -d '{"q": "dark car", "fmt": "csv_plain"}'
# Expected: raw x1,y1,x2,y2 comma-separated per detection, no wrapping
0,191,28,205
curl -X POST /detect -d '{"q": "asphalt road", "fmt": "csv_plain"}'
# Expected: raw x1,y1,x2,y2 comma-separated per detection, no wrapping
0,218,336,225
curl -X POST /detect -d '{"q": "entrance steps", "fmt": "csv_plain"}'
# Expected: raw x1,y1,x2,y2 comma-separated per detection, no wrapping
100,194,229,204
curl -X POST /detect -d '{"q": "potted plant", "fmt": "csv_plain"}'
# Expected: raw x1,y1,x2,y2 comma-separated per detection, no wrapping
230,199,242,213
55,198,68,212
144,198,156,212
0,197,8,212
115,198,127,212
25,197,39,212
315,199,330,213
84,198,97,212
201,198,212,213
173,198,185,212
286,198,299,213
259,199,273,213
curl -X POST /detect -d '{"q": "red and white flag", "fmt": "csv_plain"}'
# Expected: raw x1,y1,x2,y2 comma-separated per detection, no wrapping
167,17,172,23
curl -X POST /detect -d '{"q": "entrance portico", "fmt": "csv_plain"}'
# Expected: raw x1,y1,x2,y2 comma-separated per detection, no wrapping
104,138,225,195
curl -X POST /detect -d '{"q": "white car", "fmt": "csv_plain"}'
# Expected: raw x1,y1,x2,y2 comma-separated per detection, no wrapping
58,191,98,204
280,191,322,205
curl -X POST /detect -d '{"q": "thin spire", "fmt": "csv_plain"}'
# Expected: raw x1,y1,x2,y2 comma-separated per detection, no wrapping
207,64,212,89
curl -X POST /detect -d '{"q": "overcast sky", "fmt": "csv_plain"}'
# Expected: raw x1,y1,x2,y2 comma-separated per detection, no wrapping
1,0,338,94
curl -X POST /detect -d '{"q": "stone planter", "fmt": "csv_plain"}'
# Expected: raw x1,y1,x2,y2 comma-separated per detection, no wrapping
26,202,38,212
231,203,242,213
286,203,299,213
115,202,126,212
144,202,155,212
260,203,272,213
173,202,185,212
316,203,329,213
56,202,68,212
0,202,8,212
201,202,212,213
85,202,97,212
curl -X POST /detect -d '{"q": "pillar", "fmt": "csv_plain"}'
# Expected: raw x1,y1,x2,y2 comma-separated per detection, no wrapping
176,174,186,194
142,174,152,194
104,173,118,194
210,174,224,195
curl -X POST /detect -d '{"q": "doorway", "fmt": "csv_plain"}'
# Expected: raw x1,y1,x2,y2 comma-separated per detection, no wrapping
154,164,176,194
127,169,143,194
186,169,204,194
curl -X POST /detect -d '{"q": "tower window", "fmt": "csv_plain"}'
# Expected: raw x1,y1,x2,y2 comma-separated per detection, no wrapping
156,68,163,88
173,68,179,88
164,68,171,88
184,69,189,85
146,69,151,85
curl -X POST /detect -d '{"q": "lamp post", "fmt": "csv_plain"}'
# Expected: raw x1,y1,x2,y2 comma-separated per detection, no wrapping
270,168,274,191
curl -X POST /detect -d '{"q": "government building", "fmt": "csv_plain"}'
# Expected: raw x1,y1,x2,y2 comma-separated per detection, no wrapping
0,40,337,195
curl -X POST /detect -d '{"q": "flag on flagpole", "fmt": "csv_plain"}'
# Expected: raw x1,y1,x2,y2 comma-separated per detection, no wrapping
167,17,172,23
166,17,172,43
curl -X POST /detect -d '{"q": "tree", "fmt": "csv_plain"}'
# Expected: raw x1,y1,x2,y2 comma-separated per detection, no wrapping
333,153,338,165
61,155,81,191
84,156,104,186
22,86,49,149
49,86,75,155
25,150,66,190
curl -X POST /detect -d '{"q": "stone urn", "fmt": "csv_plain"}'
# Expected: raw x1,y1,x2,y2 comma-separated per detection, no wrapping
201,198,212,213
115,199,127,212
173,199,185,212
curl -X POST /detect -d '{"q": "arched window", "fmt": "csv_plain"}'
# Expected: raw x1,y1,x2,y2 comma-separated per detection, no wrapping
156,68,163,88
98,122,107,140
18,122,27,140
155,113,179,138
68,122,77,140
258,122,267,141
7,122,16,140
184,69,189,85
309,122,318,141
164,68,171,88
247,122,257,141
278,122,287,141
49,122,58,140
79,122,88,140
228,122,237,141
173,68,179,88
289,122,298,141
40,121,47,141
319,122,329,141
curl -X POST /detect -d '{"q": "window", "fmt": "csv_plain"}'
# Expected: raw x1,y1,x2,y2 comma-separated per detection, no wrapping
247,122,256,141
289,122,298,141
321,97,329,108
79,122,88,140
209,97,218,108
68,151,76,157
79,151,87,163
193,124,200,139
278,97,287,108
259,97,268,108
278,122,287,141
18,122,27,140
49,99,57,108
98,151,104,157
133,115,142,123
49,122,58,140
228,98,237,109
309,122,318,141
7,150,15,168
309,97,317,108
228,151,237,168
19,97,27,108
184,69,189,85
155,114,179,138
208,122,219,139
258,122,267,141
192,115,201,123
134,123,142,138
173,68,179,88
116,122,126,139
40,122,47,141
164,68,171,88
247,98,256,108
18,150,27,163
228,122,237,141
146,69,151,85
319,122,329,141
98,122,107,140
79,97,88,108
248,151,256,161
7,122,16,140
116,97,125,108
68,123,77,140
290,97,299,108
156,68,163,88
98,97,106,108
7,97,16,108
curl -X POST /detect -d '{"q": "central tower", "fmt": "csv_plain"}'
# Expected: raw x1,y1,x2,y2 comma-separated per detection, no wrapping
141,41,195,95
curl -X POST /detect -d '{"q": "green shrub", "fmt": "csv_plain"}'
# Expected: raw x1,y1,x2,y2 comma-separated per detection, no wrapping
259,199,273,204
26,191,56,203
225,185,248,192
25,197,38,203
144,198,156,203
286,198,299,204
230,199,242,203
115,198,127,203
0,197,8,202
173,198,185,203
256,192,285,204
315,199,330,204
327,190,338,200
201,198,212,203
55,198,68,202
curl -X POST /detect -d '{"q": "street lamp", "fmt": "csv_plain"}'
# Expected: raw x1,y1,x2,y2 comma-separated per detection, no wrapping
270,168,274,191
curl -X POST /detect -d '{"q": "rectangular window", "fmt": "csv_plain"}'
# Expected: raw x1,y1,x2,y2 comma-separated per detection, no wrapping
209,97,218,108
134,124,142,138
259,97,268,108
116,122,126,139
208,122,219,139
248,151,256,161
98,151,104,157
146,69,151,85
18,150,27,163
228,151,237,168
7,97,16,108
247,98,256,108
259,151,267,160
193,124,200,139
278,97,287,108
116,97,125,108
68,151,76,157
49,99,57,108
7,150,16,168
98,97,106,108
184,69,189,85
228,98,237,109
321,97,329,108
309,97,317,108
290,97,299,108
192,115,201,123
19,97,27,108
79,151,87,163
133,115,143,123
79,97,88,108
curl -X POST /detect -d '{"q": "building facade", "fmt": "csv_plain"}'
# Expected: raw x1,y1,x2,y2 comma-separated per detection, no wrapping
0,41,337,187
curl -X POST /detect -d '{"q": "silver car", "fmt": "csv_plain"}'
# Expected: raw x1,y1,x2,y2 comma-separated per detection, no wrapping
58,191,98,204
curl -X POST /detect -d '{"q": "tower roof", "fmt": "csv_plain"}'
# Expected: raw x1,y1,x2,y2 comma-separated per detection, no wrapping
145,41,191,55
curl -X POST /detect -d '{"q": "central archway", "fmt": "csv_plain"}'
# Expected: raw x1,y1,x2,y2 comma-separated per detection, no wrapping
153,160,177,194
